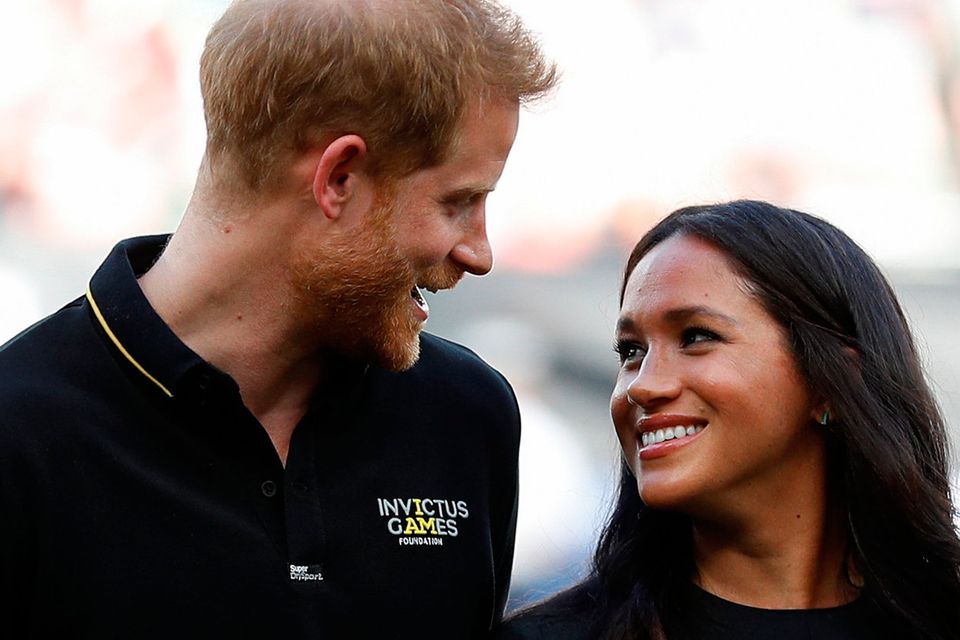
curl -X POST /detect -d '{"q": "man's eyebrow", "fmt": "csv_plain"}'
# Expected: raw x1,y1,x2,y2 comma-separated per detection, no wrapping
440,185,494,203
616,305,738,334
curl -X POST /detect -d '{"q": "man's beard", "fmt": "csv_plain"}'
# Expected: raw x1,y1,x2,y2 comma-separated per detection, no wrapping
289,196,461,371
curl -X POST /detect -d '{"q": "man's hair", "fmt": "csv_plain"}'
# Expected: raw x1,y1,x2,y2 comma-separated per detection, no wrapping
200,0,557,191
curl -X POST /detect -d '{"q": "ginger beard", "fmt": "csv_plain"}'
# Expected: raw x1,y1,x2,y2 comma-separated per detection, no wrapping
290,191,462,371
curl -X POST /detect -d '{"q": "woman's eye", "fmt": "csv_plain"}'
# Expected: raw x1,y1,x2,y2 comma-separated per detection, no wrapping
614,340,646,364
680,326,720,347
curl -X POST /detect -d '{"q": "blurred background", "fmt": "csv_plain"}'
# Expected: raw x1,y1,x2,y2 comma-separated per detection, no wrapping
2,0,959,611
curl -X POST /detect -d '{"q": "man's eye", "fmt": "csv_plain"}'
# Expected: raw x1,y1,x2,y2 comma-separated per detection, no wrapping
446,193,484,213
680,326,721,347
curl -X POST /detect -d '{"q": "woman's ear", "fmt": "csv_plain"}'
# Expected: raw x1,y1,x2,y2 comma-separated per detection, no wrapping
812,404,831,426
811,346,860,425
311,134,368,219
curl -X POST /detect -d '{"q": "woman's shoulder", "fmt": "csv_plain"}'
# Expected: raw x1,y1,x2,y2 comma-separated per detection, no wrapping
492,581,601,640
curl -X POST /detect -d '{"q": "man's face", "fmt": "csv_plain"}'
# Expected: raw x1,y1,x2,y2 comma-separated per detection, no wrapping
294,98,521,371
289,189,414,371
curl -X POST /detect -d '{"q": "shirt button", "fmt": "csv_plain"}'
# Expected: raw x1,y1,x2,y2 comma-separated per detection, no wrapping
293,480,309,495
260,480,278,498
196,372,212,392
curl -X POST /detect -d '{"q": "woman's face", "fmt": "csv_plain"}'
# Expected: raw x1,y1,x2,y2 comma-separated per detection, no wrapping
610,234,826,518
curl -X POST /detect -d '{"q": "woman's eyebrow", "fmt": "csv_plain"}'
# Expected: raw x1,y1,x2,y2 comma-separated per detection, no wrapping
616,306,738,335
615,316,637,334
663,305,738,326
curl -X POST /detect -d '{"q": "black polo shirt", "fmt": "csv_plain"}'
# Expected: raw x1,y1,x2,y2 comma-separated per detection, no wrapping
0,236,521,638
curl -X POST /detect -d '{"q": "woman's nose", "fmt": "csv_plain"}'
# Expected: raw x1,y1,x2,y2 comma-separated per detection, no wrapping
626,350,682,409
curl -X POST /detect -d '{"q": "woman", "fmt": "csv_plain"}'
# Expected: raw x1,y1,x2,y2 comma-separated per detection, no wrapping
495,200,960,639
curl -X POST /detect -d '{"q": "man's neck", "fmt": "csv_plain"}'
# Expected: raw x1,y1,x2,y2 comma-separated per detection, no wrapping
138,198,327,465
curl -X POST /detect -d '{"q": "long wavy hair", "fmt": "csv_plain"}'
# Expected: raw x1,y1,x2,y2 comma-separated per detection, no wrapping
530,200,960,639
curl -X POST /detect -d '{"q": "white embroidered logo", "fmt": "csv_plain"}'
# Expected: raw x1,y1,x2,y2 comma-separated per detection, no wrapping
289,564,324,581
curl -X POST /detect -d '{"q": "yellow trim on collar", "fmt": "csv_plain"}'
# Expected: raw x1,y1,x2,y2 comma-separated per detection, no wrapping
85,286,174,398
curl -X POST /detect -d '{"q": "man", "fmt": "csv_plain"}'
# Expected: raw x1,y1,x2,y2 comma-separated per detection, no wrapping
0,0,556,636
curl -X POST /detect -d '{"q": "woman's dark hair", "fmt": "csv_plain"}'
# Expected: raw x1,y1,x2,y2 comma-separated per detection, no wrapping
514,200,960,639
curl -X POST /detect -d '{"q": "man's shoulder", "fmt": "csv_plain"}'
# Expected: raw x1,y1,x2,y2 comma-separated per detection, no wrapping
0,296,108,424
0,296,91,377
368,332,520,436
494,582,601,640
494,615,592,640
418,332,496,369
413,332,517,401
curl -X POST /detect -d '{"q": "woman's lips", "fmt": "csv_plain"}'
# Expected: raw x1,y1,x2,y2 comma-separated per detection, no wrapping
641,424,704,447
637,414,708,460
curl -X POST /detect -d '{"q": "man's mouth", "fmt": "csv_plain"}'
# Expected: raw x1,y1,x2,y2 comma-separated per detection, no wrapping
410,286,429,315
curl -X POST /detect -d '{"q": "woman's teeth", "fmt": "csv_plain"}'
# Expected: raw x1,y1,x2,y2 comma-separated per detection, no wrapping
641,425,704,447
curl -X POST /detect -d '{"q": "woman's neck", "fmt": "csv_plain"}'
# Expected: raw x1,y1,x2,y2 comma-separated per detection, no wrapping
691,497,858,609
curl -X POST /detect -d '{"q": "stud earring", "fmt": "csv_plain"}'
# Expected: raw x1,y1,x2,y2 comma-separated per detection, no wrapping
820,409,830,426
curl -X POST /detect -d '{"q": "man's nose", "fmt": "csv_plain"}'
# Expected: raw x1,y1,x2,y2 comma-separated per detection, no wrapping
451,209,493,276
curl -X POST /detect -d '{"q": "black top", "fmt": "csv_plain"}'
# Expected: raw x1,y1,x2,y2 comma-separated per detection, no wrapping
0,236,521,639
495,580,894,640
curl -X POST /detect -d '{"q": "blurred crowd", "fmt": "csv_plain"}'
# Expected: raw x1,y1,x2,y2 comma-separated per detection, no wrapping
2,0,959,608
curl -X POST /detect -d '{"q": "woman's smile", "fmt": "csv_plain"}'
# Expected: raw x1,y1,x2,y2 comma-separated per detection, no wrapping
636,413,708,459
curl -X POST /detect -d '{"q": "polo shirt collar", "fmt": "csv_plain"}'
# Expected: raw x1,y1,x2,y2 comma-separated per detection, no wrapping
86,235,369,405
86,235,214,400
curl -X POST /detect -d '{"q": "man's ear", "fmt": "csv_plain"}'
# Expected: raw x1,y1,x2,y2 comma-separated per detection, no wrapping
312,135,369,219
